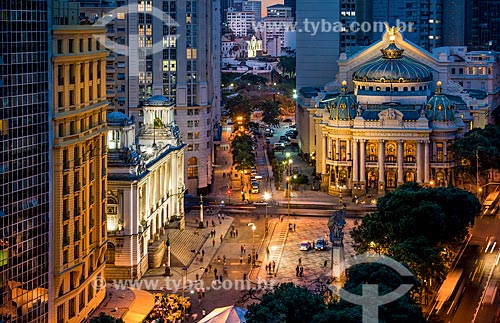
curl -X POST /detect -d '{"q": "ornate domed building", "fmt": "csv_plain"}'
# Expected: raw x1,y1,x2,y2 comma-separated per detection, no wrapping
297,26,480,196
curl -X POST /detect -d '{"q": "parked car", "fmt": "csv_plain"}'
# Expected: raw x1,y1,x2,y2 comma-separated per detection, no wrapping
315,238,327,250
300,241,312,251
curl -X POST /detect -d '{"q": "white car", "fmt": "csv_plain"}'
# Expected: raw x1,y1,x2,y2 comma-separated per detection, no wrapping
485,236,497,253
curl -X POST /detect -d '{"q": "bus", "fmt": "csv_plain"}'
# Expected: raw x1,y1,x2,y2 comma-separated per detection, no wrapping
483,191,500,216
435,269,465,314
483,280,498,305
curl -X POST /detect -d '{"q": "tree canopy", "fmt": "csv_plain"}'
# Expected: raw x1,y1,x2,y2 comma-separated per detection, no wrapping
231,133,255,171
260,99,283,127
450,124,500,180
351,183,479,285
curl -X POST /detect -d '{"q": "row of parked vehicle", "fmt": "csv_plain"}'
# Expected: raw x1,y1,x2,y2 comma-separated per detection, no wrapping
300,238,328,251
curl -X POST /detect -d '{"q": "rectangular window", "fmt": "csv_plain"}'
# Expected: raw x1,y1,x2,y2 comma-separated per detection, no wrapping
69,39,74,53
57,304,65,323
88,38,92,51
194,132,200,139
187,120,193,127
69,298,76,318
187,144,193,151
117,12,125,19
187,132,193,139
79,39,83,52
194,143,199,151
194,120,199,127
57,39,63,53
188,166,198,178
187,109,194,115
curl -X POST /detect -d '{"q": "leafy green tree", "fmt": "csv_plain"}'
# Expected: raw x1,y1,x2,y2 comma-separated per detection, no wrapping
225,93,253,121
450,125,500,180
277,57,296,79
245,283,327,323
90,313,124,323
231,134,255,170
351,183,479,285
261,99,283,126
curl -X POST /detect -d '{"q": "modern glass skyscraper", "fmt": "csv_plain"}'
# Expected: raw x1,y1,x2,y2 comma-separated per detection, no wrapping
0,0,51,321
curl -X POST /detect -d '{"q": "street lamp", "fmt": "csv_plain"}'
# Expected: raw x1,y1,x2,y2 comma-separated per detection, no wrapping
248,223,256,265
264,192,271,236
288,158,293,176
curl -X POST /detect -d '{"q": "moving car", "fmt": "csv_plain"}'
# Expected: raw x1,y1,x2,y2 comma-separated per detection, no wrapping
315,238,327,250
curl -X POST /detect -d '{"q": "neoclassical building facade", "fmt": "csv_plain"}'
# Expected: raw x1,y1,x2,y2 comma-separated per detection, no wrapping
105,96,185,280
297,27,484,196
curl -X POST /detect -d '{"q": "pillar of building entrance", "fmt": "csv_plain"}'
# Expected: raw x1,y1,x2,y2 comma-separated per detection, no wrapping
378,140,385,195
359,139,366,193
397,140,404,185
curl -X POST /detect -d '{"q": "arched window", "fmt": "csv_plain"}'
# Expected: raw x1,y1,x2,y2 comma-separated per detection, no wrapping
106,243,116,264
107,196,119,232
187,157,198,179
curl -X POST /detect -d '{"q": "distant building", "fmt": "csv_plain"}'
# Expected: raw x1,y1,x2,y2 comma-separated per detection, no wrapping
262,5,293,57
433,46,500,126
297,27,487,196
106,96,185,280
243,1,262,21
227,9,256,37
284,0,296,18
247,35,264,58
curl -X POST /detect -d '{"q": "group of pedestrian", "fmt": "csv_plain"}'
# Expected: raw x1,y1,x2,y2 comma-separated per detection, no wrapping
209,229,217,238
240,244,247,255
295,265,304,277
229,228,239,237
265,261,276,274
288,223,296,232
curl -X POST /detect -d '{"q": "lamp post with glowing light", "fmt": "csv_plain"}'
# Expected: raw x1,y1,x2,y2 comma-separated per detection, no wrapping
264,192,270,236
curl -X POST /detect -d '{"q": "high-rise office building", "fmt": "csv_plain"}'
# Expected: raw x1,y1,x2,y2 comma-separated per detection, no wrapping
80,0,221,195
296,1,340,90
0,1,51,321
466,0,500,51
284,0,296,18
243,1,262,21
51,1,109,321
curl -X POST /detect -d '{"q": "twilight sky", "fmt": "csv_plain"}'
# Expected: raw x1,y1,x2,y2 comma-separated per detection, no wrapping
261,0,284,17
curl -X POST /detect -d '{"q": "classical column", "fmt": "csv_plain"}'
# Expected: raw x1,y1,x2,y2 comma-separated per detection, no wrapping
443,141,448,162
92,60,98,101
378,140,385,188
346,139,351,161
327,136,332,160
360,140,366,184
397,140,404,184
336,139,341,161
100,60,106,99
424,141,430,183
416,141,423,183
353,140,359,183
63,64,70,105
321,134,327,174
75,63,81,104
83,62,90,102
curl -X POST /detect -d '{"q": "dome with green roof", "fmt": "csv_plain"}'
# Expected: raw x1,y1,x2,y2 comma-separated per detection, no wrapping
425,81,455,122
352,40,433,83
329,81,357,121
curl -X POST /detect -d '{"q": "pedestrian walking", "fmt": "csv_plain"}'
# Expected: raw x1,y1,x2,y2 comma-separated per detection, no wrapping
223,255,226,264
243,244,246,254
206,220,208,228
212,220,215,227
295,265,299,277
324,260,328,267
201,287,205,298
272,261,276,272
212,239,215,247
293,223,296,231
220,234,223,244
217,255,221,263
298,257,302,265
214,267,218,277
240,255,243,264
202,249,205,257
240,244,244,255
235,229,238,237
299,266,304,277
266,247,270,258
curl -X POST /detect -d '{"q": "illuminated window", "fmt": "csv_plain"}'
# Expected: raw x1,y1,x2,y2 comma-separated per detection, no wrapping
0,119,7,135
187,157,198,178
117,12,125,19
